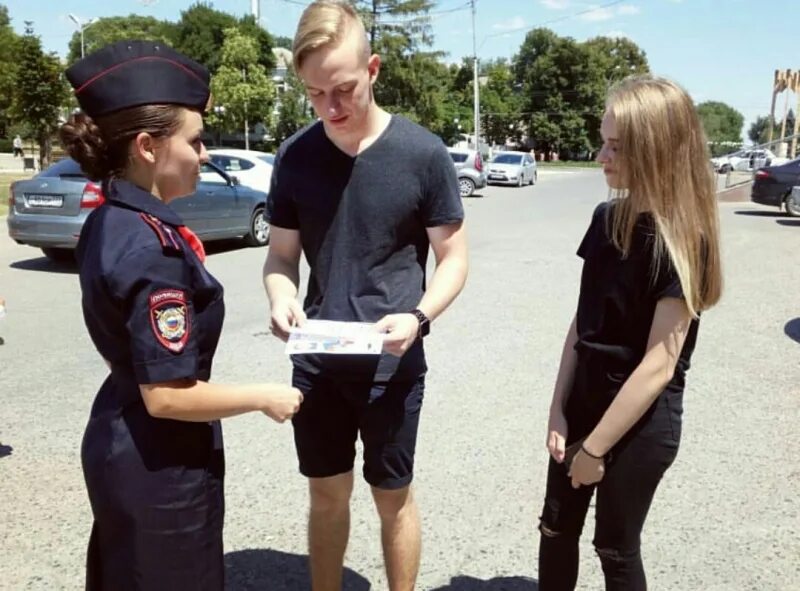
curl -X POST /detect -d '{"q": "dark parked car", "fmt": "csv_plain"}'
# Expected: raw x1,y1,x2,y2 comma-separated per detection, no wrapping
751,158,800,217
7,158,270,261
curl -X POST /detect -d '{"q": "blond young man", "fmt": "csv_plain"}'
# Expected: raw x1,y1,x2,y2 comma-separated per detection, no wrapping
262,2,468,589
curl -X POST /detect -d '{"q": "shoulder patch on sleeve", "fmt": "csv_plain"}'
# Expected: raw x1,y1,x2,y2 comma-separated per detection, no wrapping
149,289,190,353
140,213,183,256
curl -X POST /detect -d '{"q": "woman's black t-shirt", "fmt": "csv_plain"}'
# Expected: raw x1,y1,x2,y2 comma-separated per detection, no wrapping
573,200,699,404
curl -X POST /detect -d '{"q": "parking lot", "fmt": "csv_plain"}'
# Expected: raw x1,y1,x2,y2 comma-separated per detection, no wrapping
1,169,798,590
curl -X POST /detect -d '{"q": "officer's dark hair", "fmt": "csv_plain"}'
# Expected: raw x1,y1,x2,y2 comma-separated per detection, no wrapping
59,105,185,181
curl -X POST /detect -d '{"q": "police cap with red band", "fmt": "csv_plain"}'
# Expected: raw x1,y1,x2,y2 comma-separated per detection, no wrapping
65,40,211,118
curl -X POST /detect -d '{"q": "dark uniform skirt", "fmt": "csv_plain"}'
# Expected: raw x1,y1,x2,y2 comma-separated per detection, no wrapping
83,376,225,591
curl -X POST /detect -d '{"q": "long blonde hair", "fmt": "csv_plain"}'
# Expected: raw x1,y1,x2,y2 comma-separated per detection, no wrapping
606,75,722,317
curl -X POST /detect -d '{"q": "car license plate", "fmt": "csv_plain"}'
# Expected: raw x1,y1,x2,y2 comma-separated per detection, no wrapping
489,174,504,180
26,194,64,208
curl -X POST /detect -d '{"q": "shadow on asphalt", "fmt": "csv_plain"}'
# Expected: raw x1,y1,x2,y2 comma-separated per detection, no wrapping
430,575,539,590
0,442,12,459
224,549,370,590
733,210,783,217
784,318,800,344
776,219,800,227
10,256,78,274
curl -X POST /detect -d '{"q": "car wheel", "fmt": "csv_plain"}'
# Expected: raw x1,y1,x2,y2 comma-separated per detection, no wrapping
458,177,475,198
784,193,800,218
244,207,270,246
41,247,75,262
517,175,523,187
720,163,732,174
531,171,538,185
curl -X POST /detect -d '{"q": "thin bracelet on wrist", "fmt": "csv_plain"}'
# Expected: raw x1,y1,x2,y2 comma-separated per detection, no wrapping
581,443,604,460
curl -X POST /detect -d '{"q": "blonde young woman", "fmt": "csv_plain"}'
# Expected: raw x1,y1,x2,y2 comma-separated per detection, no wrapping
539,76,723,590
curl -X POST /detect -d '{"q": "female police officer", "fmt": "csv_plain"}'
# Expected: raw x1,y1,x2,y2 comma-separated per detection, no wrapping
60,40,303,589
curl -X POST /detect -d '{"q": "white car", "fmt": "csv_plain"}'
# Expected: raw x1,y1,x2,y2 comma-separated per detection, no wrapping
711,148,788,174
486,151,537,187
200,149,275,193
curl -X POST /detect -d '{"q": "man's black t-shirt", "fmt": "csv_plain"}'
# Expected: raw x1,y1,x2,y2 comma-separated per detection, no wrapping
267,116,464,381
574,200,699,398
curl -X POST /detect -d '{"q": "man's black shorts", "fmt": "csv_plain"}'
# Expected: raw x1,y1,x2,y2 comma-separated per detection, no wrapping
291,368,425,490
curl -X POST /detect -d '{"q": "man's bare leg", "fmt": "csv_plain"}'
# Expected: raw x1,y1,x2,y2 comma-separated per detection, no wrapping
371,484,421,591
308,472,354,591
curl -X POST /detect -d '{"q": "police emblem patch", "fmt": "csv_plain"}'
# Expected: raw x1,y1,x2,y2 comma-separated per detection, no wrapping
149,289,190,353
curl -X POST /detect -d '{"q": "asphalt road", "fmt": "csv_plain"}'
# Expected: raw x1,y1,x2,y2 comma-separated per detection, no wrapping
0,169,798,590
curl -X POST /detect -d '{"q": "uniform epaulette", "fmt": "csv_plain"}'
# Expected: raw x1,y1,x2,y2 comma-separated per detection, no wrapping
139,213,184,256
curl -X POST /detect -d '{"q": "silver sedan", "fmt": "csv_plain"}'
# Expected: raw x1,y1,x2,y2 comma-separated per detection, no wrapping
486,151,537,187
7,159,270,261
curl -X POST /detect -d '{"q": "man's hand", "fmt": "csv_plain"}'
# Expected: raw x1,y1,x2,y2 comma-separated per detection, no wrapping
375,313,419,357
270,297,306,342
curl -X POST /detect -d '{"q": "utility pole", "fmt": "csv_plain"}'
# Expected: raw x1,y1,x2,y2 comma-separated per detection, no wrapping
472,0,480,153
251,0,261,23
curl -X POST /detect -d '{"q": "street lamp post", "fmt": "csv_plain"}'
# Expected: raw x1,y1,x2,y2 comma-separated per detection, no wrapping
68,14,98,59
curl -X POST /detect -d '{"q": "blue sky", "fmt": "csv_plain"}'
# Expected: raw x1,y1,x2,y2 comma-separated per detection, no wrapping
4,0,798,141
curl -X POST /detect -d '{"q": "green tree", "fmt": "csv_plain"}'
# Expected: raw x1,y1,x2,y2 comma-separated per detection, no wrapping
514,29,593,155
13,26,70,168
584,36,649,83
273,68,312,145
353,1,454,133
479,60,522,147
274,35,293,51
173,3,236,72
583,36,649,146
238,14,277,72
66,15,175,65
173,3,275,74
0,4,21,137
749,111,798,146
442,58,476,140
748,115,773,145
513,29,650,157
210,27,275,150
697,101,744,144
377,44,451,130
355,0,434,50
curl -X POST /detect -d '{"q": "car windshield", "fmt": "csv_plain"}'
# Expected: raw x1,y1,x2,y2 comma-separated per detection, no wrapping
257,155,275,165
39,158,86,178
492,154,523,165
449,152,468,163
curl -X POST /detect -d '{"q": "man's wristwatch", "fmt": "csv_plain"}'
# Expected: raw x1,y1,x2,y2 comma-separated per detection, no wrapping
410,309,430,338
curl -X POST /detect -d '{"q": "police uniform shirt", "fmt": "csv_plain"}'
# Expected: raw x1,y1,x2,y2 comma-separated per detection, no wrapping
77,179,224,388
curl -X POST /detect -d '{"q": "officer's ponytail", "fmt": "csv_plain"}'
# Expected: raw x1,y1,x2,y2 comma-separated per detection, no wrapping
59,112,110,181
59,105,185,182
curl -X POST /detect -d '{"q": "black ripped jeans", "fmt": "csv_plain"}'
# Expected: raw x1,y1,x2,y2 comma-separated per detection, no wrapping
538,375,683,591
